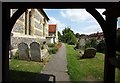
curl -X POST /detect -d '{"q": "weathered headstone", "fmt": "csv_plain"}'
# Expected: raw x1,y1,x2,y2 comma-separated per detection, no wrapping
30,42,41,62
18,42,30,60
80,48,96,59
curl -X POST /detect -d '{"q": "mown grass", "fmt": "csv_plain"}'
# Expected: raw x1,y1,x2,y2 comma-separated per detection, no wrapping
9,59,44,81
66,44,119,82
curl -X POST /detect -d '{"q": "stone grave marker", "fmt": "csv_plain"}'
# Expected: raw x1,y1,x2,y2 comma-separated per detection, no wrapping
18,42,30,60
30,42,41,62
80,48,96,59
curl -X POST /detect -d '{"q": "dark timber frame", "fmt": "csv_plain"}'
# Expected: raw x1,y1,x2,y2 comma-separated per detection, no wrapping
2,2,120,83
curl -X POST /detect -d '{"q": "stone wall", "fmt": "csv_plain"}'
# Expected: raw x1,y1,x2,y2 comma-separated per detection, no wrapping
12,22,24,33
34,29,43,36
34,10,43,22
34,20,43,30
11,36,46,49
19,13,25,22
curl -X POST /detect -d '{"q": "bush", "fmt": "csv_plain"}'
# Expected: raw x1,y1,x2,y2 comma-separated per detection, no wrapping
47,43,55,47
84,38,97,49
85,40,91,48
48,47,58,54
97,40,106,53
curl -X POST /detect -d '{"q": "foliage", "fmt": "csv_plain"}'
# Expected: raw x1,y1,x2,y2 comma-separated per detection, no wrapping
80,34,86,37
47,43,55,47
90,38,97,49
85,40,91,49
97,40,106,53
47,43,58,54
85,38,97,49
75,33,80,38
62,27,77,45
48,47,58,54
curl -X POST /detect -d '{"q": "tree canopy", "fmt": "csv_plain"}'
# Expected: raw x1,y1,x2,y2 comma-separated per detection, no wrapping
58,27,77,45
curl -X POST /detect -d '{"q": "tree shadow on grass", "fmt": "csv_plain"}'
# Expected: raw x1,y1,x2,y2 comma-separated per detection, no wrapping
9,70,55,83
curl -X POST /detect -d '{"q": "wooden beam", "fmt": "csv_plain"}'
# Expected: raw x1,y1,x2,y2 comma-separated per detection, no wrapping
104,15,117,83
103,2,120,18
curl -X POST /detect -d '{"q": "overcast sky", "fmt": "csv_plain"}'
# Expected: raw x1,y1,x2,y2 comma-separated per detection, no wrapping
44,9,120,35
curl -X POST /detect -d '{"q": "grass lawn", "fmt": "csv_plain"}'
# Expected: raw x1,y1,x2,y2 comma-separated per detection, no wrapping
9,59,44,81
66,44,119,82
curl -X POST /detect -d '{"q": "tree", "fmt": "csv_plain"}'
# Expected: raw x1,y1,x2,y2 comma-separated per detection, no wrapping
97,40,106,53
75,33,80,38
62,27,77,45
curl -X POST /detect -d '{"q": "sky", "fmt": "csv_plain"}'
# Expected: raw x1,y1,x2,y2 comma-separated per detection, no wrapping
44,9,120,35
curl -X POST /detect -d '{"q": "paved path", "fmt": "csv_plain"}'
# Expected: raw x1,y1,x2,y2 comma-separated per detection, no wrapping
40,43,69,81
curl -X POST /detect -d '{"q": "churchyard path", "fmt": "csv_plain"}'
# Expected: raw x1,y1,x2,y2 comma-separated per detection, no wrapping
39,43,70,81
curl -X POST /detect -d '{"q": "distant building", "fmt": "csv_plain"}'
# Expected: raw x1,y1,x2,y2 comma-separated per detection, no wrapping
46,24,58,44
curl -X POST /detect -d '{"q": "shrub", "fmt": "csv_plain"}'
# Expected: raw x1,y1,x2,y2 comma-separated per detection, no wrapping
85,38,97,49
85,40,91,49
47,43,55,47
48,47,58,54
97,40,106,53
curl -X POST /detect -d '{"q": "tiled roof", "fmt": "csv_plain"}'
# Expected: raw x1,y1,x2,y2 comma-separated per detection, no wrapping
49,24,57,33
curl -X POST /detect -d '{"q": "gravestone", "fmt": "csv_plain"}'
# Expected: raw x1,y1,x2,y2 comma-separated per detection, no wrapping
18,42,30,60
30,42,41,62
80,48,96,59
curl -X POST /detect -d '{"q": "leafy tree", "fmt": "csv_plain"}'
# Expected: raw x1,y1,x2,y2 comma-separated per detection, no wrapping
80,34,86,37
90,38,97,48
85,38,97,49
97,40,106,53
75,33,80,38
62,27,77,45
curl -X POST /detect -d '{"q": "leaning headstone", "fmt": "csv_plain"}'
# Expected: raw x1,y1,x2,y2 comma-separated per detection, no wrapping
18,42,30,60
80,48,96,59
30,42,41,62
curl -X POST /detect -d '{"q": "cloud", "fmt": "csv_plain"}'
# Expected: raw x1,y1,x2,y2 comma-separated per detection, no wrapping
60,9,91,22
60,9,105,22
48,16,66,33
60,11,66,18
74,24,102,35
45,9,105,35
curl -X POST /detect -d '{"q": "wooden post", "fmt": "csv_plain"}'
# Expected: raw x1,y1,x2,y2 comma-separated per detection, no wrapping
2,7,10,82
104,15,117,83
